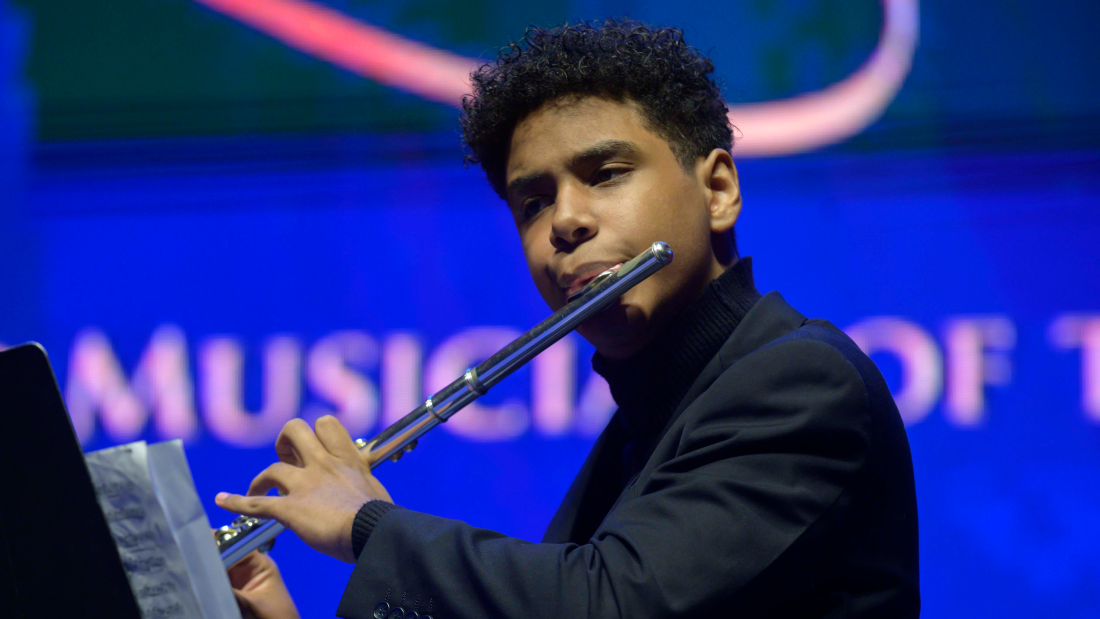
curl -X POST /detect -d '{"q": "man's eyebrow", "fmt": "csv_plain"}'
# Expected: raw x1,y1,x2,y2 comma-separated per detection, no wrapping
568,140,641,168
506,172,546,202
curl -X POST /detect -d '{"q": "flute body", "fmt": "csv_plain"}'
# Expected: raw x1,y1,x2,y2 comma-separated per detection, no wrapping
216,241,673,567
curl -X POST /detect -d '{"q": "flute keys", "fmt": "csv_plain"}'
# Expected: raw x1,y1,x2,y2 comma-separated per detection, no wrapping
387,439,419,462
216,526,238,544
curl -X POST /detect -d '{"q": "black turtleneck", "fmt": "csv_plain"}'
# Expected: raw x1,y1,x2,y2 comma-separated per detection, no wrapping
352,257,763,558
592,257,763,484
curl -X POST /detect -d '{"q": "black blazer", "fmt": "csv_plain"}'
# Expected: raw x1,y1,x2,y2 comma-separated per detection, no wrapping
337,292,920,618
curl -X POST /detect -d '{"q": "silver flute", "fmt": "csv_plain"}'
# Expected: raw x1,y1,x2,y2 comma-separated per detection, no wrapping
216,241,673,567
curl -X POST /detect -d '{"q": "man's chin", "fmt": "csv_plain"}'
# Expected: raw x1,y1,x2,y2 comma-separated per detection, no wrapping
578,304,651,361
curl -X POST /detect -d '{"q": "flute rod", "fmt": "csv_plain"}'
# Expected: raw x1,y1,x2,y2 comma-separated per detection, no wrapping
217,241,673,568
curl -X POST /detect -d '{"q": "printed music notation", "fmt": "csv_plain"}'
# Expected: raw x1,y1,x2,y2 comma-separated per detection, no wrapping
123,555,169,575
136,581,178,599
84,440,241,619
95,479,139,497
140,601,185,618
84,441,201,619
116,530,159,549
104,506,147,522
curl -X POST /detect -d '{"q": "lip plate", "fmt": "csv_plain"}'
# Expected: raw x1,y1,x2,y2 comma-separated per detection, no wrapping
563,263,623,301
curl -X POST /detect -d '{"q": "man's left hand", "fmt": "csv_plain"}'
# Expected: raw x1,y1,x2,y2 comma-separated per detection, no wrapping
227,550,300,619
216,415,393,563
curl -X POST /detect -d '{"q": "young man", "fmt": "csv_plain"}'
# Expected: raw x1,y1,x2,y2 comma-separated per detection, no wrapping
216,19,920,619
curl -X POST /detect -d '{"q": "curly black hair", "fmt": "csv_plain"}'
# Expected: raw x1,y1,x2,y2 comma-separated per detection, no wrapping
460,19,734,200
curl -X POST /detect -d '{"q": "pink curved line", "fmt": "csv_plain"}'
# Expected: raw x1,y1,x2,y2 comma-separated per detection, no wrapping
193,0,475,105
731,0,919,155
192,0,918,156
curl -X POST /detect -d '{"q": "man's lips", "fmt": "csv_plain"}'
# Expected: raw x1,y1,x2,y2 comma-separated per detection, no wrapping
560,263,624,300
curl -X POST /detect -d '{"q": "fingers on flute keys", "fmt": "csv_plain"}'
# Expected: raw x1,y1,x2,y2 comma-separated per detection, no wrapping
274,418,326,466
247,462,302,497
215,492,277,520
314,415,361,461
275,415,362,466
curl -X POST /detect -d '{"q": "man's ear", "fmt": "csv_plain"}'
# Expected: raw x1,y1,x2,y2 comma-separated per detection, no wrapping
698,149,741,235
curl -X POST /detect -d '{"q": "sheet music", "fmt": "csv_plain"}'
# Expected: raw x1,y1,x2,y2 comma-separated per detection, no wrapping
146,440,242,619
85,441,240,619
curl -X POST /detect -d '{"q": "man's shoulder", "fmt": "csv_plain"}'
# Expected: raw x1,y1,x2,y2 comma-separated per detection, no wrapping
691,319,875,434
715,291,884,400
748,317,878,386
687,293,906,459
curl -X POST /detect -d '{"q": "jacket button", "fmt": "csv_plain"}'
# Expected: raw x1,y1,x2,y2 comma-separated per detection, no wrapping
386,608,406,619
403,612,419,619
373,602,390,619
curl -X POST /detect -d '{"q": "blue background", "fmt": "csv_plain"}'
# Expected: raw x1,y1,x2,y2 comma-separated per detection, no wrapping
2,0,1099,617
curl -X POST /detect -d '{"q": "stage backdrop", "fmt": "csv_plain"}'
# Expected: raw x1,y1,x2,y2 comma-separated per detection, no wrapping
2,0,1099,617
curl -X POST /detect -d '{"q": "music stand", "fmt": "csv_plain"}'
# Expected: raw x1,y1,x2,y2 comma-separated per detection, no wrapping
0,343,141,618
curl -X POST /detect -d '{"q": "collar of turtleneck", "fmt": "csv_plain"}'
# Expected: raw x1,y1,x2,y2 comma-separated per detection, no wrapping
592,257,763,444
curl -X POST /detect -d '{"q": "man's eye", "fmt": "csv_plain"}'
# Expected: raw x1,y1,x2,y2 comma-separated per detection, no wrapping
522,196,552,219
593,167,629,184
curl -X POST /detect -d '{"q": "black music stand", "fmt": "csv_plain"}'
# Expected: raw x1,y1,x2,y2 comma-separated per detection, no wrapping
0,343,141,619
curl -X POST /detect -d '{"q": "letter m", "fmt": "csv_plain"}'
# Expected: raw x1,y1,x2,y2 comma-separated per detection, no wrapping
65,326,197,444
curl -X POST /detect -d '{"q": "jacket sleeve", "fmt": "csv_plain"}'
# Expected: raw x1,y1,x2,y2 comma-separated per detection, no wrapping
336,338,872,619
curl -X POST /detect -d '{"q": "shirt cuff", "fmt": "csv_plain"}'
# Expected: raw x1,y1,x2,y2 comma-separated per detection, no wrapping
351,500,397,558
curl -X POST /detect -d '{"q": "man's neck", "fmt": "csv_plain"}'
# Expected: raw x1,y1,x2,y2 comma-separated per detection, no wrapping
593,257,762,442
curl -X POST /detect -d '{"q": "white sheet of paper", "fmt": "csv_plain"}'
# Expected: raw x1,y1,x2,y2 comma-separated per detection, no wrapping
147,440,243,619
84,441,206,619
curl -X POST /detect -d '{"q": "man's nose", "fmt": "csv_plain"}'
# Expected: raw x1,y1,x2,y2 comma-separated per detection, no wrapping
549,187,598,250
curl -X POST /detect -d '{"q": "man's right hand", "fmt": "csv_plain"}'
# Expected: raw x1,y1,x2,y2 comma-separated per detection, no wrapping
215,416,393,564
227,550,300,619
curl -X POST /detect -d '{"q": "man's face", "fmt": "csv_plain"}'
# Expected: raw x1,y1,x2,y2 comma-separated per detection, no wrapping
505,95,732,359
